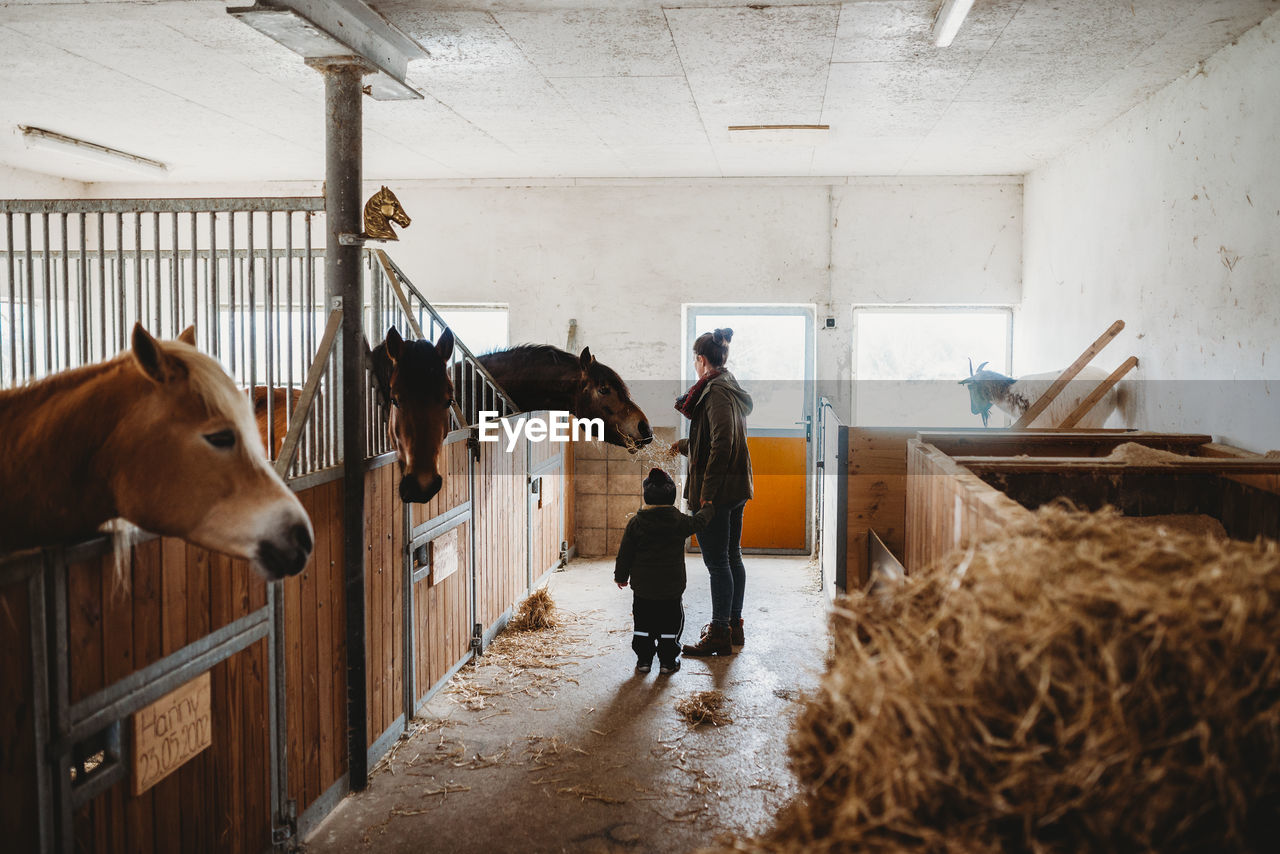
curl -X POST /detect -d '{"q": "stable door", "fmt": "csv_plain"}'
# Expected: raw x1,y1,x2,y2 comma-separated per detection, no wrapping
685,307,813,552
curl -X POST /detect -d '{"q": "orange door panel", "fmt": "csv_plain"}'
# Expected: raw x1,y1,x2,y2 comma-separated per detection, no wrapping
693,436,807,551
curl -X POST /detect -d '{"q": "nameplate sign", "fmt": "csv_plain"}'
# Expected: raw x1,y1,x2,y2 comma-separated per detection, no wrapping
432,526,460,584
132,672,212,795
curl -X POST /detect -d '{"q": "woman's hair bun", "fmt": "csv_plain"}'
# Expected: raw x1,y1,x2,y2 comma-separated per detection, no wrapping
713,327,733,344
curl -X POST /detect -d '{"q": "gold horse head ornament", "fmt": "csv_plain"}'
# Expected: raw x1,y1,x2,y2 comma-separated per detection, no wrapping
363,186,411,241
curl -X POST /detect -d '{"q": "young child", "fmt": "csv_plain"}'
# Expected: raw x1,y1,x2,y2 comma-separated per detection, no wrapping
614,468,714,675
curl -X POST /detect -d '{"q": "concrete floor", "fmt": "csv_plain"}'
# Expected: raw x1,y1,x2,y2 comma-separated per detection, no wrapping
305,555,829,854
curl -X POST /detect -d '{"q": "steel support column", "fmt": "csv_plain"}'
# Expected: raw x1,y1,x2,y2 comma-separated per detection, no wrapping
318,58,371,792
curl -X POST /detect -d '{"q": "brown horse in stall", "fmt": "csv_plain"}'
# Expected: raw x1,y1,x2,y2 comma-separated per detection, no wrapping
249,385,304,458
369,326,456,504
0,324,313,578
476,345,653,449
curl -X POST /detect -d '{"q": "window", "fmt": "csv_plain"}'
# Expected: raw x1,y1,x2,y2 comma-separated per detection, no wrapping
853,307,1012,426
434,304,509,356
687,307,813,433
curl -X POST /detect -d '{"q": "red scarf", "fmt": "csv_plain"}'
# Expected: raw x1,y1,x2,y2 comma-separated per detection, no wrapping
675,369,721,420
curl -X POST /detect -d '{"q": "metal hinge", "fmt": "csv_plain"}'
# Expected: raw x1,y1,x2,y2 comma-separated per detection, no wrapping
470,622,484,655
558,540,569,569
467,433,481,460
272,799,298,849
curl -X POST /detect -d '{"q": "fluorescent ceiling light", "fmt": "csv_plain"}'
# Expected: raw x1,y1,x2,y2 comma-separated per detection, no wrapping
20,125,168,174
728,125,830,145
933,0,976,47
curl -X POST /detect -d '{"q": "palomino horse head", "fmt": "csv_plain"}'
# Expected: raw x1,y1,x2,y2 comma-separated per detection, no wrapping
574,347,653,449
371,326,456,504
116,326,313,577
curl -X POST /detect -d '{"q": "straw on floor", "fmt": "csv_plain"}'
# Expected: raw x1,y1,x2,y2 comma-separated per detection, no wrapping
706,503,1280,854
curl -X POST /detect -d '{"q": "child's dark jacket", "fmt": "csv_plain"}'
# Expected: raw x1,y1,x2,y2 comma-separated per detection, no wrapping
614,505,715,600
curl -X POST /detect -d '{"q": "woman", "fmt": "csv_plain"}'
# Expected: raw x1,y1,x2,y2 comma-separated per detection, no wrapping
673,328,753,656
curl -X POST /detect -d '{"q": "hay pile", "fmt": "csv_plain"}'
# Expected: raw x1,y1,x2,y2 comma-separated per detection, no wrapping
710,504,1280,854
677,691,733,728
508,586,558,632
1106,441,1190,465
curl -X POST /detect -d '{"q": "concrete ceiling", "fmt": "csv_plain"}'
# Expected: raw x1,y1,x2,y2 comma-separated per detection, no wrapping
0,0,1276,183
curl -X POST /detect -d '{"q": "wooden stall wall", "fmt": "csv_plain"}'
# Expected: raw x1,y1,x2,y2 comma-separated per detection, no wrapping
563,439,575,554
905,440,1031,574
364,463,405,749
529,421,566,584
474,417,530,633
409,434,474,707
284,477,347,820
413,518,472,704
66,540,272,854
846,429,916,589
0,559,39,853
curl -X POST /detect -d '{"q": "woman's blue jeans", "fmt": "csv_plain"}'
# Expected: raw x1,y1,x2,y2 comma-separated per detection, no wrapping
698,499,747,627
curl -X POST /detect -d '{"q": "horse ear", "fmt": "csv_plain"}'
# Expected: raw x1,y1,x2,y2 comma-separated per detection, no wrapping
131,323,186,384
385,327,403,362
177,325,196,346
579,347,595,368
435,327,455,362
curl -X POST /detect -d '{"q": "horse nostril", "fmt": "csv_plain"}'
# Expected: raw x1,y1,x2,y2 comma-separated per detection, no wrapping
638,420,652,438
291,523,313,557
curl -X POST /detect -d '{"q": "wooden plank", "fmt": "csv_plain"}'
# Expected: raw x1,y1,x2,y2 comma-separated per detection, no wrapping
1011,319,1125,428
160,539,187,656
126,539,160,854
67,556,105,703
301,493,321,807
955,456,1280,475
183,544,212,854
312,482,337,800
328,479,348,778
224,566,246,853
0,580,38,853
241,639,270,854
1057,355,1139,428
916,430,1213,457
132,673,212,795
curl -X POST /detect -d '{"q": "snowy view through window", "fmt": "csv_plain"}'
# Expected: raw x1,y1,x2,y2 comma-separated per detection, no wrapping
854,308,1011,427
692,312,808,432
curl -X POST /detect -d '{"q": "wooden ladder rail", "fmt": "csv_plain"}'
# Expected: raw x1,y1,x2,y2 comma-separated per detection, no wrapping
1011,318,1125,429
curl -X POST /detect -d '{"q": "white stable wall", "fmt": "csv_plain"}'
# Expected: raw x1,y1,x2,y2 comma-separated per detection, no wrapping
0,164,88,198
1020,11,1280,451
383,177,1021,429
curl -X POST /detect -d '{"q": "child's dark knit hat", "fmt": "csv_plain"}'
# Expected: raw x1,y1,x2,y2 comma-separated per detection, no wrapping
643,468,677,506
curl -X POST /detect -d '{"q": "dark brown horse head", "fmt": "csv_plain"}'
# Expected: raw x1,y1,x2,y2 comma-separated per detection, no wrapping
372,326,455,503
574,347,653,449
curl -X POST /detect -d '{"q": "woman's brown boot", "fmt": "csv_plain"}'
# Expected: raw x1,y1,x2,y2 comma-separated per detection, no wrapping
682,622,732,657
730,618,744,647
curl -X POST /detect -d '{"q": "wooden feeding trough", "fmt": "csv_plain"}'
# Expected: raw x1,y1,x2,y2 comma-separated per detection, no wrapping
906,432,1280,573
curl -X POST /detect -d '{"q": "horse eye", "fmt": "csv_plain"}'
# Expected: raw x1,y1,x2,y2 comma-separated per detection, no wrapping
598,386,612,396
204,429,236,449
390,395,400,408
445,398,456,408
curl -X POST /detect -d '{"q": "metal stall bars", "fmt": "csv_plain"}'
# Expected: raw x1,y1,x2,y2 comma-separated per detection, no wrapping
0,197,339,854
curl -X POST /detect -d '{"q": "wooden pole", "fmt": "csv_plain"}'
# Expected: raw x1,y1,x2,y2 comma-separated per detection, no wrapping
1057,355,1139,428
1011,319,1125,428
